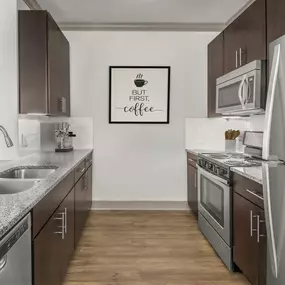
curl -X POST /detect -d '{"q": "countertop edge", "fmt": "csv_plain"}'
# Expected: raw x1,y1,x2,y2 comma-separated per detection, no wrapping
231,167,262,185
0,149,93,240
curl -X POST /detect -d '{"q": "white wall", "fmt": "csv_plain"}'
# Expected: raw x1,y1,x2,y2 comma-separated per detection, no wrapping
65,31,218,201
0,0,19,159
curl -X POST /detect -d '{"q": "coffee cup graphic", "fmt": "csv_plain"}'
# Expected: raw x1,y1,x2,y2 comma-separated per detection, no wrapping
134,79,148,87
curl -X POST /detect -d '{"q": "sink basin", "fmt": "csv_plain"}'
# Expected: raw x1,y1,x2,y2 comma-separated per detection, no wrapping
0,166,58,179
0,179,39,194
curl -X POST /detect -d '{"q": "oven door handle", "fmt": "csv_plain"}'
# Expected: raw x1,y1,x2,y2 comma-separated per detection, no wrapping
197,165,229,187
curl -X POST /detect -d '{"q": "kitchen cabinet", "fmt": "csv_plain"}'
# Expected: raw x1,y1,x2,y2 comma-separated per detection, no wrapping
187,152,198,218
223,0,266,73
34,188,75,285
75,165,93,246
19,11,70,116
267,0,285,44
233,173,266,285
207,32,224,117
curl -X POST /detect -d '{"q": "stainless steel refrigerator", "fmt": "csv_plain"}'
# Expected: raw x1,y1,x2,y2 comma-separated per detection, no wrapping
262,34,285,285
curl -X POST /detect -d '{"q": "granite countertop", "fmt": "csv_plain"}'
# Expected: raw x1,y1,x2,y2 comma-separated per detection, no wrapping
186,149,224,156
231,166,262,184
0,149,92,240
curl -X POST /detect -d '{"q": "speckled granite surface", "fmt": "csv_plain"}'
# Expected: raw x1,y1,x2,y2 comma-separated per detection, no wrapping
231,166,262,184
186,149,223,155
0,149,92,240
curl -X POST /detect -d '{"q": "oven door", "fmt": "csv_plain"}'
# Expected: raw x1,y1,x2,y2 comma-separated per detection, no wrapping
197,166,231,245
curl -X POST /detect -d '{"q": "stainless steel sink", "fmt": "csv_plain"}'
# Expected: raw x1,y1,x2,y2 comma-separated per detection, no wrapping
0,166,58,179
0,179,39,194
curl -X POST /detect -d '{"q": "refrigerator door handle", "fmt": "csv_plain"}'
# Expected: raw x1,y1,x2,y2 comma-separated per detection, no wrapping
262,164,278,278
263,44,281,160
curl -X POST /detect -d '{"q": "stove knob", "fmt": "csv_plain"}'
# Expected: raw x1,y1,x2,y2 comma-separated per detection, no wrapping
208,163,213,169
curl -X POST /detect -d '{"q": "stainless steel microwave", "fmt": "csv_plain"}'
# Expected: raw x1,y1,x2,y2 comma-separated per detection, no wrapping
216,60,265,115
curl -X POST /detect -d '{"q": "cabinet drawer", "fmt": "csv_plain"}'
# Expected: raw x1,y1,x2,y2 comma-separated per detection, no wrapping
233,173,263,209
85,153,93,169
75,160,86,183
187,152,197,168
32,170,74,238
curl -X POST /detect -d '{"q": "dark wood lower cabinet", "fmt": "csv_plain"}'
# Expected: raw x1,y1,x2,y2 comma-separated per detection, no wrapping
233,191,266,285
187,153,198,218
75,165,93,246
33,156,93,285
34,188,75,285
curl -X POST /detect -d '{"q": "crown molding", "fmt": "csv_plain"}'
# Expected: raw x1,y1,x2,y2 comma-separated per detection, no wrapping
23,0,42,10
59,22,225,32
226,0,255,26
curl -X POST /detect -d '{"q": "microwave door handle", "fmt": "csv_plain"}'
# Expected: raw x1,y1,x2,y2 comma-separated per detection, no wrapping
243,76,249,105
238,76,246,109
263,44,281,160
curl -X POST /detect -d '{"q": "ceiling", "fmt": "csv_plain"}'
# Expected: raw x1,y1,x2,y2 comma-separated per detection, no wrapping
33,0,251,29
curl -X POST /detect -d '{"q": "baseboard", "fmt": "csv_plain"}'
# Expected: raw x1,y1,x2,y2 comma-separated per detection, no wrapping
91,201,189,211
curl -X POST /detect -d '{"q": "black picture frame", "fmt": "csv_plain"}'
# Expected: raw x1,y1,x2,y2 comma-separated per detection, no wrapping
109,66,171,124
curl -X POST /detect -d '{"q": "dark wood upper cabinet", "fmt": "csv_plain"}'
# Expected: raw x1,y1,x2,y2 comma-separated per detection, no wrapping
224,0,266,73
19,11,70,116
267,0,285,44
207,33,224,117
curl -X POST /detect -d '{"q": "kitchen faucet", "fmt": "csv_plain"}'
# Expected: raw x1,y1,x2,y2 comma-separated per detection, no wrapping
0,125,13,147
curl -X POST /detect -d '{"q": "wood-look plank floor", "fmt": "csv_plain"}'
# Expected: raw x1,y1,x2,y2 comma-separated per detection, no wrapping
64,211,249,285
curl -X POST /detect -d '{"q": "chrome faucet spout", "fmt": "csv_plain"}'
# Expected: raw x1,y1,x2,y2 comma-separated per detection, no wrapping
0,125,13,148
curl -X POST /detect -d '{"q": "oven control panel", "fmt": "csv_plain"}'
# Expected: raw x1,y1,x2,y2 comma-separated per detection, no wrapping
198,157,230,180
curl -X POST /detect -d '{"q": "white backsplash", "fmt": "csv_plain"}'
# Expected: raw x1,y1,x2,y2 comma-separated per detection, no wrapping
18,116,93,154
185,115,265,151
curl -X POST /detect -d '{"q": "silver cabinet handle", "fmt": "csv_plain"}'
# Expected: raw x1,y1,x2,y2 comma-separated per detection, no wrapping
257,215,266,243
64,207,67,234
194,173,197,188
246,188,264,201
250,210,257,237
188,158,194,163
0,255,7,272
59,97,67,113
54,212,65,240
77,167,86,173
236,50,238,68
239,48,242,66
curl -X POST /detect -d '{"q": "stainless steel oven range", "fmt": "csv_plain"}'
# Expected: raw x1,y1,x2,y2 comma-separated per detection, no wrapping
197,154,233,270
197,152,262,270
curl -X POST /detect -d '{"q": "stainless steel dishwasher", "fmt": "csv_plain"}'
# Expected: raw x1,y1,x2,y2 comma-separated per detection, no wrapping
0,213,32,285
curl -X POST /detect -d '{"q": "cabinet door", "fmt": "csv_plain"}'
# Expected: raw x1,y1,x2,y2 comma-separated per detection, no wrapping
18,11,48,114
234,193,259,285
48,13,70,116
207,33,224,117
187,164,198,218
267,0,285,44
258,209,267,285
224,0,266,73
34,189,75,285
34,205,65,285
75,173,88,246
224,18,241,73
59,188,75,278
86,166,93,211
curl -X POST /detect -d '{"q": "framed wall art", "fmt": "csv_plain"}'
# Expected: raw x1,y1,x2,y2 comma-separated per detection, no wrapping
109,66,170,124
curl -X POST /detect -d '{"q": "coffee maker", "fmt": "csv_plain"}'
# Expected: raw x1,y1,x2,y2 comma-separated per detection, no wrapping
55,122,76,152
